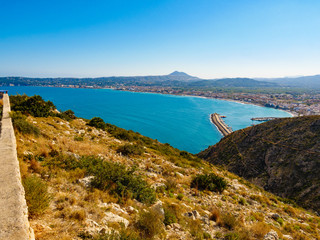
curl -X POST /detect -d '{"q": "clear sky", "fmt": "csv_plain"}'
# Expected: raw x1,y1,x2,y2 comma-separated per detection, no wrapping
1,0,320,78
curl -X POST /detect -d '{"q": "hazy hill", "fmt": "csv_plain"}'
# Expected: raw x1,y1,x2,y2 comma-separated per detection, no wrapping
257,75,320,88
0,71,198,87
0,73,281,88
198,116,320,212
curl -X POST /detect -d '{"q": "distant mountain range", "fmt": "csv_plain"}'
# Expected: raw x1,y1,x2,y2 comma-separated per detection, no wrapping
1,71,320,88
257,75,320,88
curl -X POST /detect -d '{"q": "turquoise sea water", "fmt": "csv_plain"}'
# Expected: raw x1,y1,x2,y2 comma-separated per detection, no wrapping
5,86,291,153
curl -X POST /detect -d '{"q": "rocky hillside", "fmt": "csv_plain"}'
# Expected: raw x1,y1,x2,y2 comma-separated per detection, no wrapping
198,116,320,214
11,95,320,239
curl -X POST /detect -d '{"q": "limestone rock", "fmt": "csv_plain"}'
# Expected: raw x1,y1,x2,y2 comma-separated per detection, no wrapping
103,212,129,228
79,176,94,188
263,230,279,240
151,200,165,218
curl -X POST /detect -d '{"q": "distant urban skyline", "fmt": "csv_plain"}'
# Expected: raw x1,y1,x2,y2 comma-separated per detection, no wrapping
1,0,320,78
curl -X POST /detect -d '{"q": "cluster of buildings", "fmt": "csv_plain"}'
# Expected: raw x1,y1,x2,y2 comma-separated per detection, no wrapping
116,86,320,116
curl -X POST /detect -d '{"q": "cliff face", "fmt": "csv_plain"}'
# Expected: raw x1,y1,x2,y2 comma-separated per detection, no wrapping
198,116,320,212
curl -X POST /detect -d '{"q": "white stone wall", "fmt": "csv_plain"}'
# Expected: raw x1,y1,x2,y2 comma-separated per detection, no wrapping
0,94,34,240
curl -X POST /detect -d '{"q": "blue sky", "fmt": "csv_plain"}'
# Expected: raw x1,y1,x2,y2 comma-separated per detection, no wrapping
1,0,320,78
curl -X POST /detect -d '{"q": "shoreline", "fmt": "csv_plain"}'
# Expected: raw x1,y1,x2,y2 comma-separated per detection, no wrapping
118,90,298,117
4,85,298,117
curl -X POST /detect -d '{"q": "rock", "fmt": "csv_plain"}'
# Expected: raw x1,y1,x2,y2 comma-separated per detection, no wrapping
23,151,33,156
184,210,201,220
176,172,184,178
170,223,181,230
181,203,192,210
201,215,210,225
263,230,279,240
126,206,137,214
66,151,80,159
151,200,165,218
283,235,293,240
79,176,94,188
103,212,129,228
145,172,158,178
271,213,281,220
151,182,166,190
64,131,70,135
192,210,200,219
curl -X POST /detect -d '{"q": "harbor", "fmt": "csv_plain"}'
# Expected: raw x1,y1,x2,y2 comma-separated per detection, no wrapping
210,113,233,137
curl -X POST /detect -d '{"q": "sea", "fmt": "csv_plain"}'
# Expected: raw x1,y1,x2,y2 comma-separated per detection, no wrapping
5,86,291,154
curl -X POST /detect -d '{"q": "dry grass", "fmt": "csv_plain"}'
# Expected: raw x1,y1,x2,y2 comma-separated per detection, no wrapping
14,114,320,240
210,207,221,223
250,222,270,238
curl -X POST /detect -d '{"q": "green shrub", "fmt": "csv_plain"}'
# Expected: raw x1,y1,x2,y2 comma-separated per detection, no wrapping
191,173,227,193
163,207,177,225
74,135,84,141
23,175,51,216
46,155,156,204
224,232,240,240
117,143,144,156
11,111,40,136
57,109,76,121
221,213,238,230
87,117,106,129
10,94,55,117
137,209,164,239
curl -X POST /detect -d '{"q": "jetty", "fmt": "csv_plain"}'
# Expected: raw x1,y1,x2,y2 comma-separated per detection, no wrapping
210,113,233,137
251,117,278,121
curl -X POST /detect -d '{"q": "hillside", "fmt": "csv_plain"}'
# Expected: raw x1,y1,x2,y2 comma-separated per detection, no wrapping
0,74,279,89
9,95,320,240
198,116,320,213
258,75,320,88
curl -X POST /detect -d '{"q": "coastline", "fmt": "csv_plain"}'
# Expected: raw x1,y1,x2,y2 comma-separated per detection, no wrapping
4,85,298,117
120,90,298,117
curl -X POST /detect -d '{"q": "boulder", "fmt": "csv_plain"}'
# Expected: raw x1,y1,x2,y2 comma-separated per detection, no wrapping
102,212,129,228
263,230,279,240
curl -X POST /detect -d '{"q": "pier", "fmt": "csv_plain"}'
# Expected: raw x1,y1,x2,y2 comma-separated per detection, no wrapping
251,117,278,121
210,113,233,137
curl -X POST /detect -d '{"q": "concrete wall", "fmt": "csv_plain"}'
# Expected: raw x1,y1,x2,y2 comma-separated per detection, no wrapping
0,94,34,240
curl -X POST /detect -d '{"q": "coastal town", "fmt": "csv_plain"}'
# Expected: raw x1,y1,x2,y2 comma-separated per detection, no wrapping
114,86,320,116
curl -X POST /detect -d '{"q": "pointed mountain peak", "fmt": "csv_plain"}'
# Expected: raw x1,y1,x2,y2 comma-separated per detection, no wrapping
168,71,191,77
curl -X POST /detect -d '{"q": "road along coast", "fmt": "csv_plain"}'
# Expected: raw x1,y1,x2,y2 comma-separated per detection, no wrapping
210,113,233,137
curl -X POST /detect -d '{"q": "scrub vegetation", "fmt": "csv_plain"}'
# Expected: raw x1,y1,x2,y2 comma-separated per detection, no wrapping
12,94,320,240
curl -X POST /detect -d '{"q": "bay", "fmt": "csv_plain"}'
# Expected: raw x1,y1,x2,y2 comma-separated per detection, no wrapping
5,86,291,153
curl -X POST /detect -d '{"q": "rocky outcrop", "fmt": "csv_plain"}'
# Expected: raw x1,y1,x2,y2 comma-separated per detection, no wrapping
0,94,34,240
198,115,320,212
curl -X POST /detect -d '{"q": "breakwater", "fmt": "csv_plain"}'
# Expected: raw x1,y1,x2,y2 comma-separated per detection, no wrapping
0,94,34,240
210,113,233,137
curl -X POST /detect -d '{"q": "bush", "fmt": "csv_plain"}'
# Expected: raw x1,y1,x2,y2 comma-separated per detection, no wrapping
10,94,55,117
117,144,144,156
191,173,227,193
220,213,238,230
57,109,76,121
163,207,177,226
137,209,164,239
87,117,106,129
48,155,156,204
10,111,40,136
23,175,51,216
224,232,240,240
